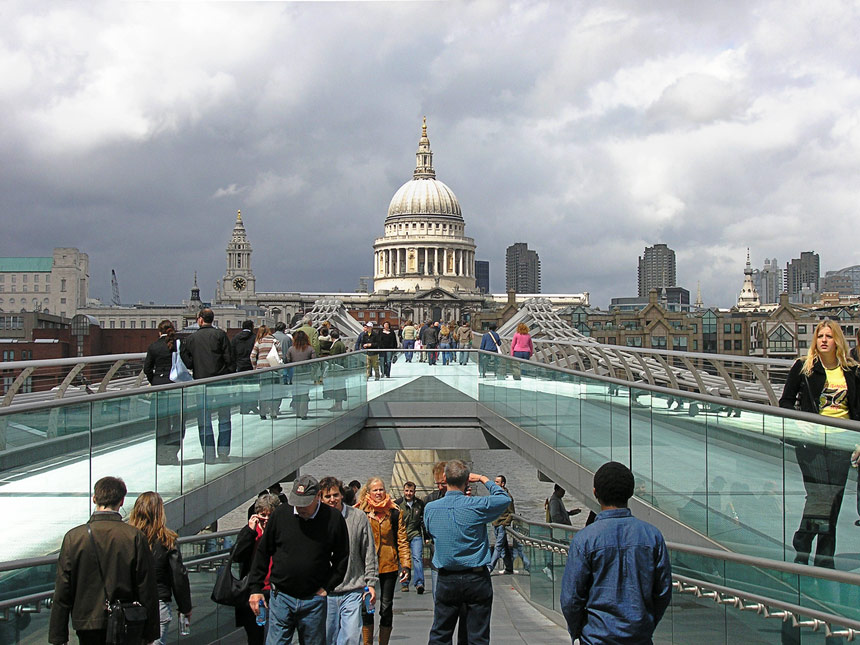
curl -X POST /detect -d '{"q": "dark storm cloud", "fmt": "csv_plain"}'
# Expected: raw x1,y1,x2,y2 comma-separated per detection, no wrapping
2,1,860,309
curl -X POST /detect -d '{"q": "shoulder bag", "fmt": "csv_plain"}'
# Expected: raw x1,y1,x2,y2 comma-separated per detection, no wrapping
266,341,283,367
169,339,193,383
210,544,250,606
86,524,148,645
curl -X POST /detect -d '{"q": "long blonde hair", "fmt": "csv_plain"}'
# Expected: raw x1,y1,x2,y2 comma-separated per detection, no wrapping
357,476,395,512
802,319,855,376
129,491,177,550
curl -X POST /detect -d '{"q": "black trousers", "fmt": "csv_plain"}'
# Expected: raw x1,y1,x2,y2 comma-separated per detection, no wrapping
429,569,493,645
362,570,397,628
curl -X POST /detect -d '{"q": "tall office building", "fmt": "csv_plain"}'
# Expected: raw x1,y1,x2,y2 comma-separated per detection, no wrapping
637,244,676,297
785,251,820,303
475,260,490,293
505,243,541,293
752,258,783,304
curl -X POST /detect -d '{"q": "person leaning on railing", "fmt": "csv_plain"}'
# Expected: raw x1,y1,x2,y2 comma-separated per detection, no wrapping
144,320,184,465
779,319,860,569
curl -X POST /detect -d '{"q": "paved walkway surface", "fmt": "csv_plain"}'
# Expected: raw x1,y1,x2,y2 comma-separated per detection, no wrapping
382,573,570,644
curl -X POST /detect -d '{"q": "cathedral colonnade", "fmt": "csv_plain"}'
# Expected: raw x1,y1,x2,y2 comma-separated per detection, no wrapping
373,247,475,279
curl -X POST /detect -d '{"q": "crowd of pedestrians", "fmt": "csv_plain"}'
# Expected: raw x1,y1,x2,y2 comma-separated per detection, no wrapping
50,459,672,645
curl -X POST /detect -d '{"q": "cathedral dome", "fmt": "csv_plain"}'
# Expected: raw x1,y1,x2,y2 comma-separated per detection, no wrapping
386,177,462,220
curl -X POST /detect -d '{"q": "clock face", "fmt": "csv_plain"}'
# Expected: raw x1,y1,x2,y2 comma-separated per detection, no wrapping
233,277,247,291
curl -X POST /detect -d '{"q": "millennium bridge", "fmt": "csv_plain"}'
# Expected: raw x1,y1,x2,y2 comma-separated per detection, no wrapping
1,299,859,644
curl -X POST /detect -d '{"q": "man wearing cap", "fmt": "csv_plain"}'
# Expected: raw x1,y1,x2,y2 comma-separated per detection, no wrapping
249,475,350,644
355,322,381,381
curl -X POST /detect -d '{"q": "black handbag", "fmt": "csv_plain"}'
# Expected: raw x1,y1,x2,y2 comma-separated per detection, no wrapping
210,546,250,606
106,600,148,645
86,524,148,645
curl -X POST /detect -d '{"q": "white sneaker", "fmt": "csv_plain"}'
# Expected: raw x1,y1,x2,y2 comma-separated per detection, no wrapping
542,566,554,581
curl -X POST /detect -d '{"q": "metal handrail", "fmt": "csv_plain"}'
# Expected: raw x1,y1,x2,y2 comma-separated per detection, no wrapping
507,524,860,638
0,528,241,615
3,348,859,435
508,518,860,586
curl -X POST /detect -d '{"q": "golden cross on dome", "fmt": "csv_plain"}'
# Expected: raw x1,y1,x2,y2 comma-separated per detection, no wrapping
422,116,427,137
237,209,242,222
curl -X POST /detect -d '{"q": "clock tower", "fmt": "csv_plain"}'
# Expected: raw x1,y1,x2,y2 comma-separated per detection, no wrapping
220,209,256,303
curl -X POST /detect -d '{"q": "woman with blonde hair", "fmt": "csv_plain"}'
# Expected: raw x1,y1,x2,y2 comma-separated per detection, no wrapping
129,492,192,644
779,319,860,568
250,324,283,420
509,322,534,380
438,324,453,366
356,478,410,645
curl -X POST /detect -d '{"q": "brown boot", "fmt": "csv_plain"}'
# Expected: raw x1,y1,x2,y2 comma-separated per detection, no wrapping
378,625,392,645
362,625,374,645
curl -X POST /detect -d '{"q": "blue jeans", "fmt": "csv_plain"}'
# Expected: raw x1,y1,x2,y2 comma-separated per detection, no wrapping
158,600,171,645
403,339,415,362
510,538,530,571
196,396,232,461
267,589,327,645
408,536,425,588
489,524,513,573
459,346,470,365
429,569,493,645
325,590,362,645
440,343,452,365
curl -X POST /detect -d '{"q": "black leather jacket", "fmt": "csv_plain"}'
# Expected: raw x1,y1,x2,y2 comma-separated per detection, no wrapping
152,541,192,614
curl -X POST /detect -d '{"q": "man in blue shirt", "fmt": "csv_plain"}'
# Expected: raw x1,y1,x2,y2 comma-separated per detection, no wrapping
424,459,510,645
560,462,672,645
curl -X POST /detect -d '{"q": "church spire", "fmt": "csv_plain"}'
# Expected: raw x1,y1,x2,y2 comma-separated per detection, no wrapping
694,281,703,309
737,248,760,311
190,271,201,303
413,116,436,179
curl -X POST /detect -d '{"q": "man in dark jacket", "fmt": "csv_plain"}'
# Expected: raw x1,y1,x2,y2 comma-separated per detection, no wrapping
231,320,256,414
248,475,349,644
395,481,426,593
421,321,440,366
181,308,236,463
231,320,256,372
49,476,159,645
355,322,381,381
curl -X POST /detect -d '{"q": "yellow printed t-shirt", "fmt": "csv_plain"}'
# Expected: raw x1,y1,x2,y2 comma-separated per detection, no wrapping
820,367,850,419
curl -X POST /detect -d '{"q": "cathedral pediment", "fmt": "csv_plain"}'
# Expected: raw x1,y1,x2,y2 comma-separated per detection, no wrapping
415,287,461,301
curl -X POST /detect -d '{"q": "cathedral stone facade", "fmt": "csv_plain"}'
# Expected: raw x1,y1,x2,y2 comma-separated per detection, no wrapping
215,119,488,326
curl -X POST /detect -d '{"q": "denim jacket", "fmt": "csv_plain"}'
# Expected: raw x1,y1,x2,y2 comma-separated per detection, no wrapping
560,508,672,644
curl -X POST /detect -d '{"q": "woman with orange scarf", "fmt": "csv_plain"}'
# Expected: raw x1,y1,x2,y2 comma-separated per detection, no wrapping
357,477,411,645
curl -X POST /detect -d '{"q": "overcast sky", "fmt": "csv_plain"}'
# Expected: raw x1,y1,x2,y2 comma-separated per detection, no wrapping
2,1,860,309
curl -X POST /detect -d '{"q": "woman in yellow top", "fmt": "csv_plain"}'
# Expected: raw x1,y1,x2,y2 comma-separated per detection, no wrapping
779,319,860,568
356,477,411,645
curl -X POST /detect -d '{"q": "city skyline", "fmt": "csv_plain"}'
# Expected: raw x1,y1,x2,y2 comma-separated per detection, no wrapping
2,3,860,309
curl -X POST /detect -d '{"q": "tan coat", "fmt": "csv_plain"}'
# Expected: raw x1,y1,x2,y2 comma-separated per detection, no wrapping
366,508,411,574
455,324,473,346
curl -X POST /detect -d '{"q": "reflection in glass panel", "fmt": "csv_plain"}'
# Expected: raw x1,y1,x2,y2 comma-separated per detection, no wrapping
579,378,612,472
609,382,630,466
782,415,856,571
555,372,581,463
630,387,655,509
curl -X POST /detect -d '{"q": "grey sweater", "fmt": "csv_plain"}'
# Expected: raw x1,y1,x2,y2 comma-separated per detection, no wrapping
333,504,379,593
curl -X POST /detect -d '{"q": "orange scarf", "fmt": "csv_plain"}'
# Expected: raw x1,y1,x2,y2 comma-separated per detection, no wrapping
358,493,397,520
